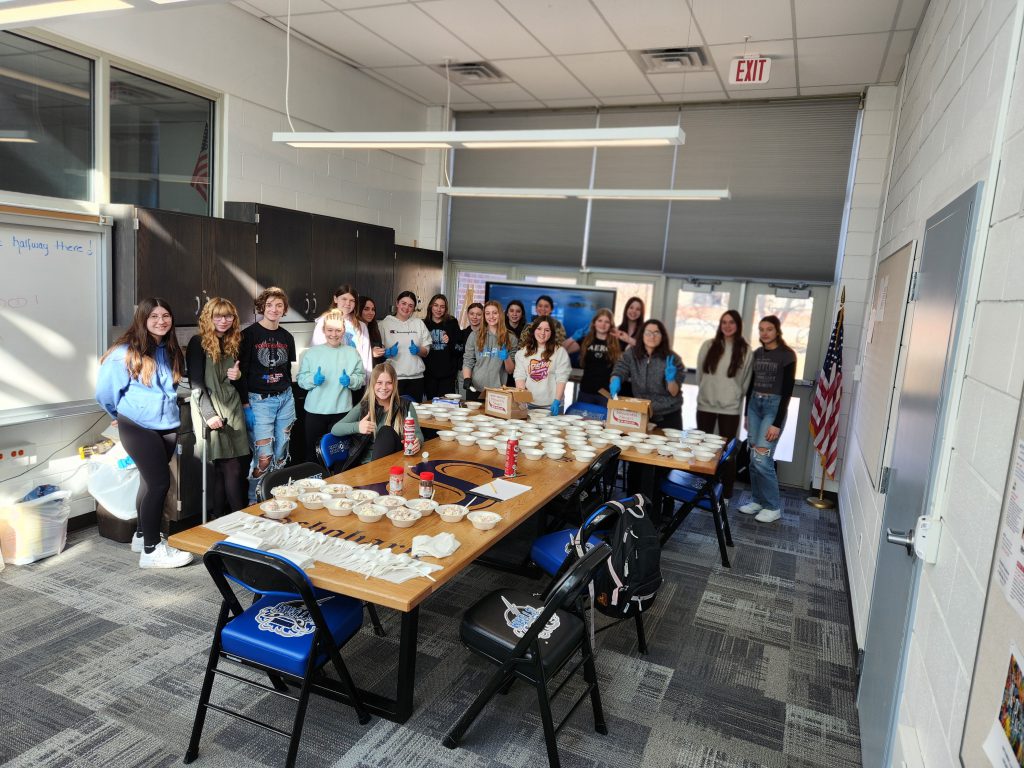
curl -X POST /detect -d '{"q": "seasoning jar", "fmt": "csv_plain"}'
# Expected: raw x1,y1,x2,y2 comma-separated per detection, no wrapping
388,465,404,495
419,471,435,499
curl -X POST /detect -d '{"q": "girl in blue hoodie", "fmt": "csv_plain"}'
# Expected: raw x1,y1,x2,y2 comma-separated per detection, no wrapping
96,298,192,570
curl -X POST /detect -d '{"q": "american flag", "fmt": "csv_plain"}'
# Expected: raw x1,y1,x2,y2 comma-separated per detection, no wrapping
190,123,209,202
809,297,844,479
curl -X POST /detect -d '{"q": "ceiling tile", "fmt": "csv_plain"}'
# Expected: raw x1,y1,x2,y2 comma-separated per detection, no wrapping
690,0,793,44
372,65,480,104
540,97,603,108
896,0,928,29
797,85,866,95
500,0,621,55
417,0,548,59
601,94,666,106
797,33,890,87
477,99,547,110
493,57,592,99
345,4,481,63
287,11,418,66
461,82,534,102
794,0,897,37
648,70,724,96
245,0,332,15
591,0,698,50
559,51,655,98
326,0,412,8
708,39,797,90
677,89,727,102
726,86,800,99
881,30,913,81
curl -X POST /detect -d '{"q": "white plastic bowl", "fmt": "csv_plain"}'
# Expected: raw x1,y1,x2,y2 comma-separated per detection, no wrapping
294,477,327,490
522,448,545,461
464,401,483,410
545,449,566,460
476,439,497,451
259,500,296,519
376,495,407,509
322,483,352,497
456,434,477,446
467,511,501,530
270,484,300,500
356,505,386,523
573,450,597,463
298,492,330,510
386,508,422,528
589,437,610,448
693,451,716,463
406,498,438,515
437,430,458,441
633,443,656,455
325,497,360,516
657,445,675,456
452,424,474,433
437,504,469,522
346,488,380,503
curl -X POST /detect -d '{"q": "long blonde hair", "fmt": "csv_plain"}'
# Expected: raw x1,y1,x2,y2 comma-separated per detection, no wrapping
580,308,622,367
477,299,512,351
360,363,406,433
197,298,241,362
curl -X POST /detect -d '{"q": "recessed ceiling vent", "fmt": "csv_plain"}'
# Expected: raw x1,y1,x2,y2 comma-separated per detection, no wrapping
431,61,509,85
634,46,710,73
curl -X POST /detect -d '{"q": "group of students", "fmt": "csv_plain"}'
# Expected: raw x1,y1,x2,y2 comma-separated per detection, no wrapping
95,282,796,570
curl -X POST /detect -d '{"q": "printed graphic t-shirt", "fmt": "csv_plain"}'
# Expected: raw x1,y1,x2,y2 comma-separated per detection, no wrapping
238,322,296,399
579,338,613,394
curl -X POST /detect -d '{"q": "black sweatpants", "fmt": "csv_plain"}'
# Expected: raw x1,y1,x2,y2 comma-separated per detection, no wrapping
117,415,177,550
304,411,345,464
397,377,425,403
696,410,741,499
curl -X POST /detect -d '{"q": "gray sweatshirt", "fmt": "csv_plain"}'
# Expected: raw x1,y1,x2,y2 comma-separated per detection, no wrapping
695,339,753,415
611,348,685,420
463,329,518,391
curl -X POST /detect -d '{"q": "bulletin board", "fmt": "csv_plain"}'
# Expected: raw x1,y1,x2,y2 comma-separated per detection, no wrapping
0,207,112,426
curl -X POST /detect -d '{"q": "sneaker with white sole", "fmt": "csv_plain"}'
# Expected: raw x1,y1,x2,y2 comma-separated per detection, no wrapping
754,508,782,523
131,532,166,553
139,541,193,569
737,502,762,515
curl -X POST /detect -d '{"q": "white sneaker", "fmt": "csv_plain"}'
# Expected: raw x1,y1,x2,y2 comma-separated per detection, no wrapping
131,532,166,553
754,508,782,523
139,541,193,569
737,502,762,515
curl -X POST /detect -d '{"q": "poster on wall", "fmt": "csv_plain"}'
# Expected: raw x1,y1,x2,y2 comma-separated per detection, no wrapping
995,440,1024,621
984,644,1024,767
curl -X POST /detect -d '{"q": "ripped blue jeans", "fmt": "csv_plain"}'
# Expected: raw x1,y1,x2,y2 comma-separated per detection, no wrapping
746,393,782,511
246,389,296,503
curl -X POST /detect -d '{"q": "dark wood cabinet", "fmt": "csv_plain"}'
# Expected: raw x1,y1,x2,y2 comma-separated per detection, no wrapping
203,217,258,319
355,223,396,313
394,244,443,314
312,214,358,310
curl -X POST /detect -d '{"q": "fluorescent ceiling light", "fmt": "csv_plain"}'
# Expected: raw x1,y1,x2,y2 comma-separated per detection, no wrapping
437,186,730,201
0,130,35,143
0,0,131,24
274,126,685,150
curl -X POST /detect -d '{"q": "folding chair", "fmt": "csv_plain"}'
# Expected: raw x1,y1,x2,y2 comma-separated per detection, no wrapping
184,543,369,768
443,542,613,768
254,460,386,636
315,433,367,474
658,438,738,567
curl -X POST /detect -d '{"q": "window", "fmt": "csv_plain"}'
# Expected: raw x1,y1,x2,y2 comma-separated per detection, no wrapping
672,289,731,369
752,294,814,378
0,33,92,200
523,274,578,286
454,269,506,319
109,68,213,214
594,279,655,325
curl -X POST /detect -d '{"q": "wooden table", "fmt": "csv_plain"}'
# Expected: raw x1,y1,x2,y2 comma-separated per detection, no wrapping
169,437,589,722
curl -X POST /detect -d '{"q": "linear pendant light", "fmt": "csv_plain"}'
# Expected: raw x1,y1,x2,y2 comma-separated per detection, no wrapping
273,126,685,150
436,186,730,201
0,0,132,24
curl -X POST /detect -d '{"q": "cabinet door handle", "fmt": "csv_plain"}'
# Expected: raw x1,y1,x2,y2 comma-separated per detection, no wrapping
304,294,310,314
194,295,201,316
311,294,317,314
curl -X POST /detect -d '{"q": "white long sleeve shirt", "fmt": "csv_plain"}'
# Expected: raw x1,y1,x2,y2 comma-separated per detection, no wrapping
378,315,432,379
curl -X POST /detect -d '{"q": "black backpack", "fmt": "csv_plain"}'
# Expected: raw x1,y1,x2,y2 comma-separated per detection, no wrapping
580,494,662,618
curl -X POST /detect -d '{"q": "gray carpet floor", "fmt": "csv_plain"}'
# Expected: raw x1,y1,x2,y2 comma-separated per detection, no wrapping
0,486,861,768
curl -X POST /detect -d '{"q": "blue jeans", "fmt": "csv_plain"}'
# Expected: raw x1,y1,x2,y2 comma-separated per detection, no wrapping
246,389,296,502
746,394,781,511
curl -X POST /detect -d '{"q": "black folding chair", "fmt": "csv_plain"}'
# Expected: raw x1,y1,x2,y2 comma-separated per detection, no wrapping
184,543,369,768
443,542,613,768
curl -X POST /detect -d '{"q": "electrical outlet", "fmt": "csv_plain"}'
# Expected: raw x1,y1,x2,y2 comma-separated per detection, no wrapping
0,442,37,466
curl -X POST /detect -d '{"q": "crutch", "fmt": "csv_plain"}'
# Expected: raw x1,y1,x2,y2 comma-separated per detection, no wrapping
201,422,210,524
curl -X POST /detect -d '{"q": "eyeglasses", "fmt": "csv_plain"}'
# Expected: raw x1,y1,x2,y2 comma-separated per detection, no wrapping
643,330,661,337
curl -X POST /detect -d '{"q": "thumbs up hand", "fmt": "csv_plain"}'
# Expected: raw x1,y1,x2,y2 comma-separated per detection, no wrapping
313,366,325,386
226,360,241,381
386,342,399,359
497,347,509,361
344,331,354,347
408,339,419,355
338,369,351,388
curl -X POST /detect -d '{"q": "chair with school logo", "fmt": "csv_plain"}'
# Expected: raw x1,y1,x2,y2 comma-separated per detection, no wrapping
184,542,369,768
443,542,613,768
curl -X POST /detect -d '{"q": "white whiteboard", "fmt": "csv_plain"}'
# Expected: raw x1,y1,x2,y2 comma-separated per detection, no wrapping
0,212,111,426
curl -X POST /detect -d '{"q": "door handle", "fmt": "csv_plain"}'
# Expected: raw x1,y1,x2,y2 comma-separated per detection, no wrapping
194,295,201,316
311,293,317,314
303,293,310,314
886,527,915,557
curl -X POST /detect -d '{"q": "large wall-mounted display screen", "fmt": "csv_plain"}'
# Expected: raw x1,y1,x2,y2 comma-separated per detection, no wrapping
484,281,617,340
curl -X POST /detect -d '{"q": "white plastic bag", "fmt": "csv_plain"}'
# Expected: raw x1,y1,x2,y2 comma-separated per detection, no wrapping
0,490,72,565
87,444,140,521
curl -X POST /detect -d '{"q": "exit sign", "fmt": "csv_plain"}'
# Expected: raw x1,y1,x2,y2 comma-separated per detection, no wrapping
729,56,772,84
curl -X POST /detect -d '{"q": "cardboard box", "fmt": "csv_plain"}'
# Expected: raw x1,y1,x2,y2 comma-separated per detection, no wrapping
606,397,651,433
483,387,533,420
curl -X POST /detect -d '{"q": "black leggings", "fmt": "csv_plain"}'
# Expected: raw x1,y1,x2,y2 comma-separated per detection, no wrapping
696,410,741,498
211,456,248,517
305,411,345,464
117,416,177,549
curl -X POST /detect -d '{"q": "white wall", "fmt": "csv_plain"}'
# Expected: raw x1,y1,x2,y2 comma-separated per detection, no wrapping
838,0,1024,762
0,3,435,512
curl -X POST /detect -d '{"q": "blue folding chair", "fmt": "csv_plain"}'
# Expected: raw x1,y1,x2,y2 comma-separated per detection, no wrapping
658,438,738,567
316,432,352,473
184,542,369,768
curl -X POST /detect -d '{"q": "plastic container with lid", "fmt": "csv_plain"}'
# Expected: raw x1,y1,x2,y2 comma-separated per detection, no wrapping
419,471,435,499
388,465,404,495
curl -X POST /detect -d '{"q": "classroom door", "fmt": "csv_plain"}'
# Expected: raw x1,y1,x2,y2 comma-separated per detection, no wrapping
857,184,981,767
741,283,830,487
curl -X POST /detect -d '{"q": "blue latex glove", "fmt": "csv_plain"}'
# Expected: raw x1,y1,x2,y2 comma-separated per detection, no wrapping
497,347,509,361
338,369,350,388
343,331,354,347
243,406,255,433
408,339,419,355
550,399,561,416
664,356,677,383
313,366,325,386
609,376,622,398
386,342,399,358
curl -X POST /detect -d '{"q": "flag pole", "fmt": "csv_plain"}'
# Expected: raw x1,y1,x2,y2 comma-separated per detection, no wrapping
807,452,835,509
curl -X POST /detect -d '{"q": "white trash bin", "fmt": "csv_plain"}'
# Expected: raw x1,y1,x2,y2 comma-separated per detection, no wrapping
0,490,72,565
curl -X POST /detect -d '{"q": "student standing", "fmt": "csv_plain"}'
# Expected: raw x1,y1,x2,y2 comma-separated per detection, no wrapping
237,287,296,503
504,299,527,386
378,290,432,402
610,319,685,429
331,363,423,464
514,317,571,415
359,296,386,370
297,310,365,461
463,299,518,395
423,293,463,400
615,296,645,349
313,285,372,400
520,294,566,347
186,298,249,519
738,315,797,524
565,308,621,407
96,298,192,569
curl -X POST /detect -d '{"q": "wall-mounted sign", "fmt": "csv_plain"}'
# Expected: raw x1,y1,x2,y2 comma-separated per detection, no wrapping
729,56,772,84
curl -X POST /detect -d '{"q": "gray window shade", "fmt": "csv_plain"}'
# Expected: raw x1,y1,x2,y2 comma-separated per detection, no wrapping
447,99,859,281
